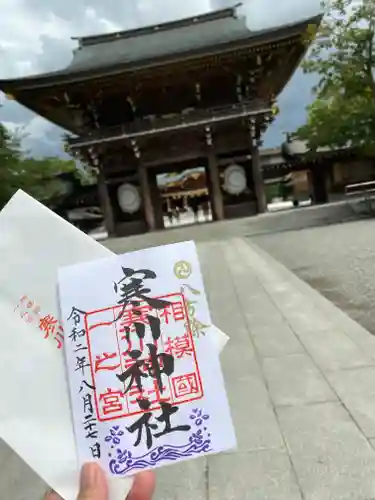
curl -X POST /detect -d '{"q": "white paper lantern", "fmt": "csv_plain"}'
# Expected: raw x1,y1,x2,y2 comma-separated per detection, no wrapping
117,183,141,213
223,164,246,195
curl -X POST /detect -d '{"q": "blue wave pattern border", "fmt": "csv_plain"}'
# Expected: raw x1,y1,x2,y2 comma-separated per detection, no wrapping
107,408,211,475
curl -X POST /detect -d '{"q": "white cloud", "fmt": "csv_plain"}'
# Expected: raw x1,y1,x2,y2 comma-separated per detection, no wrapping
83,7,122,33
0,0,320,156
1,120,19,134
212,0,321,29
14,61,33,75
25,116,52,140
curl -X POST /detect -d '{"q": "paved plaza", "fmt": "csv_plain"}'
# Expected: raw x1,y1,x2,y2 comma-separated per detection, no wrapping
153,236,375,500
253,217,375,337
4,213,375,499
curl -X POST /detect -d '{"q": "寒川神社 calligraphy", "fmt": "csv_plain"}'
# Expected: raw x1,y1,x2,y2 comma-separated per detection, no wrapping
58,241,236,476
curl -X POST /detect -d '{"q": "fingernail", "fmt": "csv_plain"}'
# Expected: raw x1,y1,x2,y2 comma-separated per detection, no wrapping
80,463,99,490
44,489,63,500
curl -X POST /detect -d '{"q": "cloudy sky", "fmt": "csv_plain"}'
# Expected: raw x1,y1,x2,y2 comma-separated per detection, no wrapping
0,0,321,158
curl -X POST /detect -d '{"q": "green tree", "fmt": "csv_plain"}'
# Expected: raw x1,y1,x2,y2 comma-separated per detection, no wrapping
295,0,375,154
0,122,77,209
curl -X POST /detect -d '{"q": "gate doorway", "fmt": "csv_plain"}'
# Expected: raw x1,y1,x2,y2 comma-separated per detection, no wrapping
156,164,212,229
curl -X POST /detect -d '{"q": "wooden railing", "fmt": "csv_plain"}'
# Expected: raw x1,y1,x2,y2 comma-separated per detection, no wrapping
345,180,375,214
345,181,375,197
68,99,271,148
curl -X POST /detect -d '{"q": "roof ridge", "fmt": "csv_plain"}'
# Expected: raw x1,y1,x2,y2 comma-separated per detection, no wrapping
0,13,322,89
72,4,243,48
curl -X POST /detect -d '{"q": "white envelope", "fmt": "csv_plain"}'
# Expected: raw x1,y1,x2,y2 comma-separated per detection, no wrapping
0,190,229,500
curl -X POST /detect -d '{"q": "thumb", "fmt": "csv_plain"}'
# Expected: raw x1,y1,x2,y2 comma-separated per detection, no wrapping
127,471,156,500
77,463,108,500
44,490,63,500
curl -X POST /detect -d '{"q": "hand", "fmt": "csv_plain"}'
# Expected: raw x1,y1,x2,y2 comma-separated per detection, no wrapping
45,463,155,500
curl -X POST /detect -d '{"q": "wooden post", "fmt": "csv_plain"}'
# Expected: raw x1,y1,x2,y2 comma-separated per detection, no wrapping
148,170,164,230
207,151,224,221
250,121,267,214
97,167,115,236
310,165,329,204
251,144,267,213
138,163,156,231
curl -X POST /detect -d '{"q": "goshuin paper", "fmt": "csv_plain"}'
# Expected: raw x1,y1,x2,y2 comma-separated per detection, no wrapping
58,241,236,476
0,190,228,500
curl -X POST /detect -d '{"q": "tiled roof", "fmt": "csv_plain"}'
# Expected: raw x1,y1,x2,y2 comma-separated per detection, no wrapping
0,7,322,89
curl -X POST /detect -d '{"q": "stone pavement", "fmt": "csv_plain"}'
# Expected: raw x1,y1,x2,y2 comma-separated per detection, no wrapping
4,233,375,499
104,199,363,254
154,237,375,500
252,217,375,337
